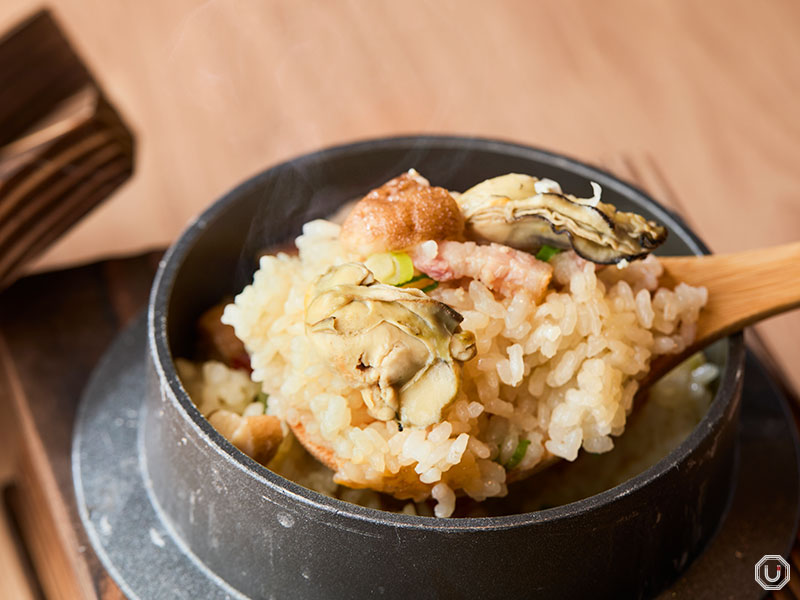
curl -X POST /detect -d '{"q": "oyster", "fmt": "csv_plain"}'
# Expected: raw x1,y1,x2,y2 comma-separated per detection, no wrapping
457,173,667,264
304,263,476,428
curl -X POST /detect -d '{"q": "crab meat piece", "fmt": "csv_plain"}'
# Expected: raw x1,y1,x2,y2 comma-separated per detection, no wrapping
410,240,553,302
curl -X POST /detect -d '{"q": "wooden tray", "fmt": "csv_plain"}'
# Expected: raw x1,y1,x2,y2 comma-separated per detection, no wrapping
0,252,160,599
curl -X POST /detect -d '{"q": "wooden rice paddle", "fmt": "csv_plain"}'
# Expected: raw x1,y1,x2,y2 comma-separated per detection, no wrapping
639,240,800,389
293,241,800,488
511,240,800,481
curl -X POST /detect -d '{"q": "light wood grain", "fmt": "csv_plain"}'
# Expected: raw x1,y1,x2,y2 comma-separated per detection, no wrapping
0,2,797,377
643,242,800,386
661,243,800,345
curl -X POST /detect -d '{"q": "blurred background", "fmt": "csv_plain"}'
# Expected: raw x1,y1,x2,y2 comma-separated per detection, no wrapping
1,0,797,383
0,1,798,597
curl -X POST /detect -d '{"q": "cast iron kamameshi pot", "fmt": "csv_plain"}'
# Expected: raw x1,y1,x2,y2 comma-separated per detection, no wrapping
145,136,744,599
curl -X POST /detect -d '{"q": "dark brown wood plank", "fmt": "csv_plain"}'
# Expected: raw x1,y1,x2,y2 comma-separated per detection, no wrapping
0,10,134,290
0,488,39,600
0,10,90,146
0,251,161,599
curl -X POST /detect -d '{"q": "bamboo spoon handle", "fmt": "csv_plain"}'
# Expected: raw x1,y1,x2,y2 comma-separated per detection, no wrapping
642,240,800,385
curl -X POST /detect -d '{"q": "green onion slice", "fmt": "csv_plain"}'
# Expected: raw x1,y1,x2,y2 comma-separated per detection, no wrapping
256,391,269,413
420,281,439,293
364,251,415,285
505,439,531,470
535,244,562,262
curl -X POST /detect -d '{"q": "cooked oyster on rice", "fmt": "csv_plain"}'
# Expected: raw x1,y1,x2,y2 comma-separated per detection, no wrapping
304,262,476,428
457,173,667,264
179,169,708,518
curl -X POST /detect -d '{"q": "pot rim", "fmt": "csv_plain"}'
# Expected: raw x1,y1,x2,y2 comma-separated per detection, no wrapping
148,134,745,533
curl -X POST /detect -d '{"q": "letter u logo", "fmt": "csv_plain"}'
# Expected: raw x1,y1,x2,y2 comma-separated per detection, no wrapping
764,565,783,584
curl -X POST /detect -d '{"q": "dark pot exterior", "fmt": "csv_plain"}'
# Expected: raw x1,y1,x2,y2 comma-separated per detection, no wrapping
144,136,745,600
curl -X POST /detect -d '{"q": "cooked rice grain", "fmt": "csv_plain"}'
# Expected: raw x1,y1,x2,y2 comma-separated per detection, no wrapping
221,220,707,517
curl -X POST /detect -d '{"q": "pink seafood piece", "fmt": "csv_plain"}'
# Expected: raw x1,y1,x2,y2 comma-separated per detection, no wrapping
410,240,553,301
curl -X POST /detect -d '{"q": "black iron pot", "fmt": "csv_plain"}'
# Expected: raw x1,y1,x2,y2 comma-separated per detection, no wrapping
145,136,745,600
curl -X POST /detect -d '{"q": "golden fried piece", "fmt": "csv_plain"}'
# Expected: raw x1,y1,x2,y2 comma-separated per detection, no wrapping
208,410,284,466
340,169,464,257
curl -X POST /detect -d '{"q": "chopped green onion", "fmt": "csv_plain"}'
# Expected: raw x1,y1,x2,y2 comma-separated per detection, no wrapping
256,391,269,413
535,244,562,262
391,252,414,284
364,253,394,282
403,273,430,285
505,439,531,470
400,272,440,292
364,251,415,285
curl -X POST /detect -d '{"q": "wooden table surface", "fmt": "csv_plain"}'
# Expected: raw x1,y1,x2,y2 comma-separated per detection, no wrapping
0,2,799,598
0,0,798,393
